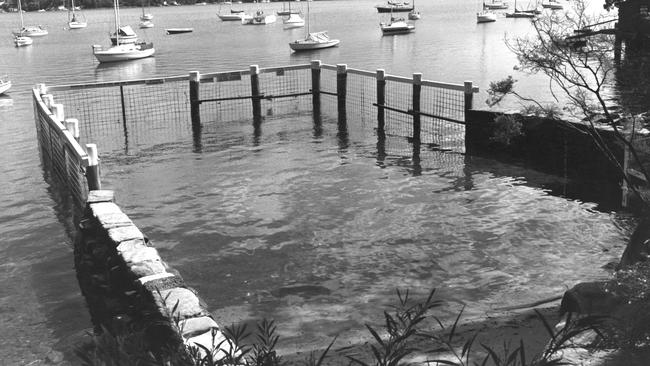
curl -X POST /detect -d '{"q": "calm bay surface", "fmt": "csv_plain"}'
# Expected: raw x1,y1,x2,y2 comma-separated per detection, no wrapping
0,0,630,364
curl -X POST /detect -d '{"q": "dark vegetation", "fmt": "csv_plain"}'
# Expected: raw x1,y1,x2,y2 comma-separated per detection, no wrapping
4,0,271,12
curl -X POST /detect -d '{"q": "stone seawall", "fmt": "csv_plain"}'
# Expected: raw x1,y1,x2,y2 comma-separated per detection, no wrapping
75,190,233,361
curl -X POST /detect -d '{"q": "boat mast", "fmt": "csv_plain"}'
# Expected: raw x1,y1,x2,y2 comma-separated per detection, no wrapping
306,0,309,34
114,0,120,44
18,0,24,30
70,0,75,20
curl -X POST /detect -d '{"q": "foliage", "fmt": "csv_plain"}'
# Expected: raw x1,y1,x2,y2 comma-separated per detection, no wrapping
76,288,612,366
602,261,650,348
490,115,523,145
347,288,441,366
490,0,650,210
425,309,607,366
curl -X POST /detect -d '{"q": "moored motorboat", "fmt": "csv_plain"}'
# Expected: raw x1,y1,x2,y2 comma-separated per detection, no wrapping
0,76,11,95
380,16,415,34
166,28,194,34
477,0,497,22
375,1,413,13
541,0,563,9
218,12,244,21
483,0,508,9
249,10,276,25
14,35,33,46
477,10,497,22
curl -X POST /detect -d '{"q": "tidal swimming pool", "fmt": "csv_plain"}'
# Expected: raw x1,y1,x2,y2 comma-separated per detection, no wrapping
94,109,629,353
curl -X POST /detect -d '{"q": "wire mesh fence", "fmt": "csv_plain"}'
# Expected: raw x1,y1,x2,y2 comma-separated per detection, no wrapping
36,61,478,196
33,90,89,208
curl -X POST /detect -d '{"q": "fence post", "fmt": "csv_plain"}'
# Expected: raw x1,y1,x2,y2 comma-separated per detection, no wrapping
377,69,386,138
43,94,54,110
311,60,321,112
464,81,474,119
85,143,101,191
119,85,128,135
65,118,79,141
36,84,47,96
412,73,422,143
189,71,201,133
337,64,347,123
52,103,65,122
250,65,262,120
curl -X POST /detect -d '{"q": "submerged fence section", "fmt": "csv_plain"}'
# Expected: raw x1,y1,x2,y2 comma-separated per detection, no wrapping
45,61,477,157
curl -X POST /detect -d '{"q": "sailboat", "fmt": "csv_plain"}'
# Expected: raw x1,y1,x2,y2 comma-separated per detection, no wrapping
477,0,497,22
93,0,155,63
218,0,245,21
505,0,536,17
289,0,339,51
12,0,48,38
68,0,87,29
139,0,154,27
140,0,154,21
277,1,299,16
541,0,563,9
483,0,508,9
408,0,420,20
283,12,305,28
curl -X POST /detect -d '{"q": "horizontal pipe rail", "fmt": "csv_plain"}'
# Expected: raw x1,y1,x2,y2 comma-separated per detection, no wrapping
198,91,312,104
373,103,466,125
48,75,188,91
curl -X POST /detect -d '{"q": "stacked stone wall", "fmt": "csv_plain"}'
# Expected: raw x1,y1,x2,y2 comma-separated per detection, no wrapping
76,189,233,361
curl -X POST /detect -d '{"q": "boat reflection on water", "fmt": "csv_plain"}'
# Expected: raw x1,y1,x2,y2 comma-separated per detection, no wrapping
94,57,157,81
0,96,13,108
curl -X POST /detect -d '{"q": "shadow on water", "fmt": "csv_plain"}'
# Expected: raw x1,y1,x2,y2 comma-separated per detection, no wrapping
33,145,92,360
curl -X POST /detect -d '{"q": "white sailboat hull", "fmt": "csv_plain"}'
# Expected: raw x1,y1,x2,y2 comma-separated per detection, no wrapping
477,11,497,23
14,36,33,46
93,43,155,63
218,13,244,21
13,26,48,37
69,21,87,29
290,35,339,51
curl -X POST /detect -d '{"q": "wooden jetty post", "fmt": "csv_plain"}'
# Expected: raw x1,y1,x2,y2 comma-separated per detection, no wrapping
250,65,262,120
189,71,201,132
85,143,101,191
412,73,422,142
464,81,474,117
311,60,322,111
337,64,347,122
336,64,348,135
376,69,386,138
65,118,79,141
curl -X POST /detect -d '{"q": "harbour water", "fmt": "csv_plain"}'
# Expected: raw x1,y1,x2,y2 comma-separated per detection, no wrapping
0,0,632,364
